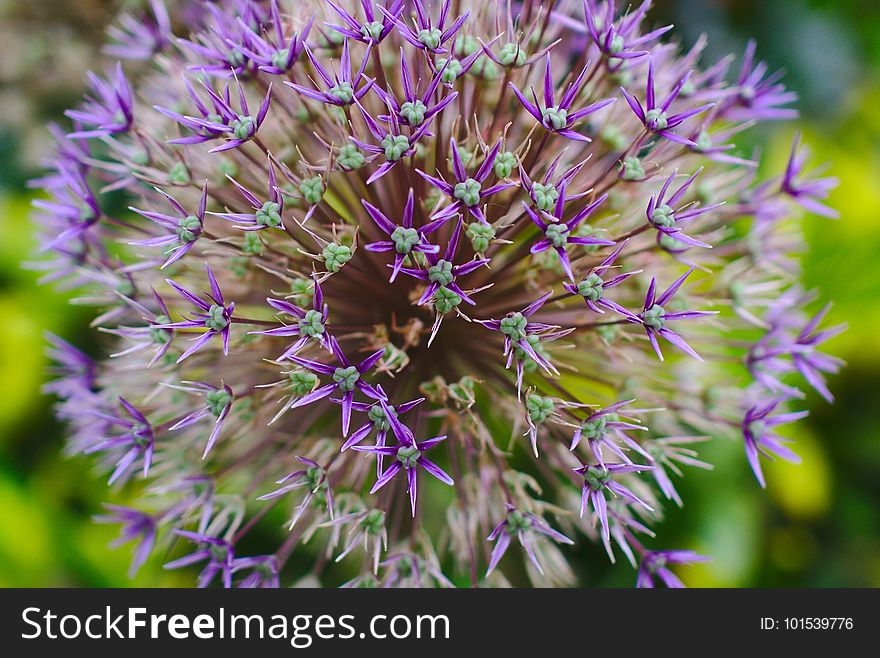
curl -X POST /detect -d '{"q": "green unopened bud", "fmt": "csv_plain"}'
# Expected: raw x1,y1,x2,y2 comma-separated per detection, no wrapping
231,115,256,140
396,445,422,468
577,273,604,301
206,389,232,416
434,286,461,314
298,309,325,338
466,222,495,252
580,415,608,440
526,394,555,424
176,215,201,242
243,231,263,255
323,243,352,272
381,134,410,161
438,58,463,83
363,509,385,533
256,201,283,227
505,509,531,534
271,49,291,71
289,371,318,395
541,106,568,131
329,81,354,103
417,27,442,50
300,177,324,206
400,99,428,126
428,259,454,285
205,305,228,331
620,156,645,181
150,315,170,345
337,144,365,171
494,151,517,179
361,21,384,41
215,158,238,179
500,312,528,341
168,162,191,186
642,304,666,330
600,124,628,151
290,277,314,306
645,108,668,131
499,42,527,67
649,204,675,228
545,222,570,248
368,403,397,431
583,465,611,491
532,183,558,212
453,178,482,207
333,365,360,392
391,226,420,254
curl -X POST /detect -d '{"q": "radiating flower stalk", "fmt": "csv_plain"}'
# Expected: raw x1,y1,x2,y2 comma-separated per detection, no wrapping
35,0,844,588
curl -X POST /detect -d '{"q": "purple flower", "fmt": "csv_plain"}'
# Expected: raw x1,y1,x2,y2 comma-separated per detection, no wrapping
165,530,235,588
566,0,672,64
646,169,723,249
231,555,280,588
43,331,96,400
418,139,517,226
130,182,208,268
646,436,712,507
169,381,235,458
252,276,330,360
636,549,709,588
718,40,799,122
382,0,468,54
287,39,373,106
86,398,155,484
66,63,134,139
161,263,235,362
157,76,272,153
104,0,173,61
791,304,846,402
362,188,441,282
177,3,263,77
476,292,570,394
237,0,313,74
564,241,641,316
374,50,459,128
33,165,101,250
94,505,157,577
211,162,287,230
486,505,574,576
523,193,615,281
569,399,649,463
574,462,653,542
629,267,717,361
258,457,334,530
103,288,175,366
621,60,714,146
353,399,453,516
781,133,839,219
510,54,616,141
287,337,385,436
742,396,807,488
351,99,433,183
326,0,405,45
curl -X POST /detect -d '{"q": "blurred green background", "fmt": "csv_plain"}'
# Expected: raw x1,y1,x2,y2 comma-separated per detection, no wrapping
0,0,878,587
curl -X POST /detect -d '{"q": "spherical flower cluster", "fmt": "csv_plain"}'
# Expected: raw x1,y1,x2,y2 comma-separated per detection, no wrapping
35,0,843,588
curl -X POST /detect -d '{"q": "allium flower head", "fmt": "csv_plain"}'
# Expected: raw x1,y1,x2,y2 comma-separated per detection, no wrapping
37,0,842,588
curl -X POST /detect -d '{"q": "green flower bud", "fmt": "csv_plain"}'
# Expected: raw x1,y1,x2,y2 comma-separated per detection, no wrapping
499,42,527,67
298,309,325,338
493,151,517,178
583,465,611,491
396,445,422,468
329,81,354,104
541,106,568,131
150,315,170,345
243,231,263,255
391,226,420,254
500,312,528,341
289,371,318,395
206,389,232,417
168,162,191,186
205,304,229,331
466,222,495,252
577,273,604,301
256,201,283,227
438,58,463,83
381,134,410,161
400,99,428,126
645,108,668,131
649,204,675,228
504,509,531,534
337,144,365,171
323,243,352,272
368,403,397,431
417,27,442,50
526,394,555,424
290,277,314,306
299,177,324,206
433,286,462,314
620,156,645,181
545,222,570,248
453,177,482,207
580,415,607,440
532,182,559,212
333,365,360,392
642,304,666,330
361,21,384,41
230,115,256,140
176,215,201,242
428,259,454,285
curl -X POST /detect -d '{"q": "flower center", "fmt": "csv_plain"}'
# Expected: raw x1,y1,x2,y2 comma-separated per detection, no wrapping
545,222,570,248
396,445,422,468
381,134,410,161
390,226,420,254
428,259,454,285
400,100,428,126
230,115,256,140
453,178,482,207
205,305,229,331
500,312,528,341
577,273,605,300
541,106,568,131
643,304,666,330
332,365,360,392
329,81,354,104
532,182,558,212
417,28,442,50
645,108,669,131
298,309,325,338
256,201,282,227
176,215,201,242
